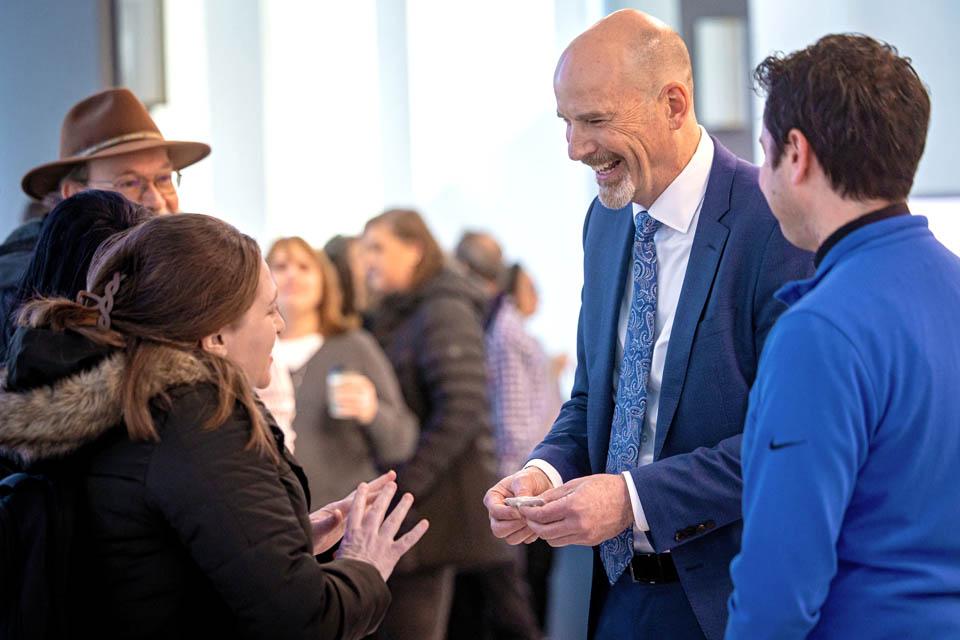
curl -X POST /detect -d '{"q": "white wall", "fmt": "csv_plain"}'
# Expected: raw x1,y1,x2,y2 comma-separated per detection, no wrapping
748,0,960,196
156,0,606,369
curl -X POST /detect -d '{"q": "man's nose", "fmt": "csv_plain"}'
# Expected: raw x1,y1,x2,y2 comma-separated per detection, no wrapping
138,182,168,213
567,124,596,162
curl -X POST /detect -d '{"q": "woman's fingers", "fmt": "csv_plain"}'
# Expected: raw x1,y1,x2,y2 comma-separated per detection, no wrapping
346,482,368,533
366,482,397,527
381,492,415,539
393,519,429,555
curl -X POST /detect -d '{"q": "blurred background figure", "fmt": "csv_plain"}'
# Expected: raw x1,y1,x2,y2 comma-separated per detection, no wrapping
455,234,563,490
363,209,529,640
324,234,370,318
505,264,569,420
457,232,565,634
259,237,418,508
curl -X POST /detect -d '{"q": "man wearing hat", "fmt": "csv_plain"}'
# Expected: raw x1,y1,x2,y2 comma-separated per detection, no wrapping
0,88,210,353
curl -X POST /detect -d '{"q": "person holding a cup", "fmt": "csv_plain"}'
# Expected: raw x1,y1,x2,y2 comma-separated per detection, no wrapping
260,237,418,508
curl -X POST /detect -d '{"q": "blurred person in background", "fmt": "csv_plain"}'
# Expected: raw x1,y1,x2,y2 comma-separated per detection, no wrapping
455,231,559,637
0,213,427,639
455,235,560,493
259,236,418,507
324,234,369,318
506,264,570,387
0,88,210,356
503,262,569,630
363,209,518,640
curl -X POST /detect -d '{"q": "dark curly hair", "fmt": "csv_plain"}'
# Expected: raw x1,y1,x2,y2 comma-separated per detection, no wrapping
754,33,930,202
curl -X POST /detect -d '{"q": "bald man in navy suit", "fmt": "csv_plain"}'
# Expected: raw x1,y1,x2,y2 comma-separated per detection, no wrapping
484,11,812,640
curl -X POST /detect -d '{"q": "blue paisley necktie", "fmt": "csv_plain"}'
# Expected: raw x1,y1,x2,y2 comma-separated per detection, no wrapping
600,210,660,584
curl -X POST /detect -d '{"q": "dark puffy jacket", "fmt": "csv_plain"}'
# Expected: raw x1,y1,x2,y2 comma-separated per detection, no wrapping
0,219,42,357
0,327,390,639
367,267,510,571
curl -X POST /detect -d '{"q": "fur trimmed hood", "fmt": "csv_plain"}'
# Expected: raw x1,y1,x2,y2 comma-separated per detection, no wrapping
0,346,209,465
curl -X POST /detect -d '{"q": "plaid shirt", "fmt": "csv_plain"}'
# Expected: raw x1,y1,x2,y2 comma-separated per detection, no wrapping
486,299,561,476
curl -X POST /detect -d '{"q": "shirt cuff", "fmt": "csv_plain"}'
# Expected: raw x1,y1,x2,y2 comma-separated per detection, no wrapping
523,459,563,489
621,471,650,532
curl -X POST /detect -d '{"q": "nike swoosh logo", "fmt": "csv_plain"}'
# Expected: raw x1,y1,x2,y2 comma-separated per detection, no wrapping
769,438,807,451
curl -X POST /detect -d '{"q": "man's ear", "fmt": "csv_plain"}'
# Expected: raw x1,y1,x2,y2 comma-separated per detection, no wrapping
662,82,692,130
200,332,228,357
785,128,813,186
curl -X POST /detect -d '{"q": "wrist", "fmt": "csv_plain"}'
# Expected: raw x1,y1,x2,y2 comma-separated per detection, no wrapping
617,474,633,529
522,467,550,493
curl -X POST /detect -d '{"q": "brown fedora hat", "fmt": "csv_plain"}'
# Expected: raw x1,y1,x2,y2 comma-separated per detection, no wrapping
21,88,211,199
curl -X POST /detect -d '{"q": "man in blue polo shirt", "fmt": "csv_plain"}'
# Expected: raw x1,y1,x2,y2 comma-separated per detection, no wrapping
725,34,960,638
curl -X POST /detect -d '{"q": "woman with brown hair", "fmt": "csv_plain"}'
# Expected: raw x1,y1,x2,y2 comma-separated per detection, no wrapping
0,214,427,639
259,237,417,507
362,209,514,640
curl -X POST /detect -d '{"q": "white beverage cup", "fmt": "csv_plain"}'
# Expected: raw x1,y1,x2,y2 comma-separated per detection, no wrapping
327,369,363,419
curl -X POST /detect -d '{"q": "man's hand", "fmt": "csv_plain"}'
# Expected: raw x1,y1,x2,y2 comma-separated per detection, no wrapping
484,467,554,545
308,470,397,555
521,473,634,547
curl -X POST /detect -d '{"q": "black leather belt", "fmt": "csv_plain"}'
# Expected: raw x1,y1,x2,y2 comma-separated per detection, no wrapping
629,552,679,584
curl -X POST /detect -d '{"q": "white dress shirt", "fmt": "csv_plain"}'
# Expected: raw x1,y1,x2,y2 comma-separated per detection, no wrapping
528,128,715,552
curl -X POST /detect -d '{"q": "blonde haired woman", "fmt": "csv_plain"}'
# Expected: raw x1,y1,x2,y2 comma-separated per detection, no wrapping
261,237,417,507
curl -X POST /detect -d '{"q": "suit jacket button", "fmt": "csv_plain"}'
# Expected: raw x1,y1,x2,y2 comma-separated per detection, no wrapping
674,531,685,542
696,523,706,533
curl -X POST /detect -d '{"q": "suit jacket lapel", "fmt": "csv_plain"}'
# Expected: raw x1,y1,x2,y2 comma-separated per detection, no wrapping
590,204,634,473
653,141,736,459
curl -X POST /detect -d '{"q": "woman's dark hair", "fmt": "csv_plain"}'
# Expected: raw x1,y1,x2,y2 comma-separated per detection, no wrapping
2,190,151,347
363,209,444,290
324,234,360,317
504,263,523,298
754,33,930,202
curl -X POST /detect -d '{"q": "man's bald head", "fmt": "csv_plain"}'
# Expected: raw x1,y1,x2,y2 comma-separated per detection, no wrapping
455,231,506,290
554,10,702,209
557,10,693,101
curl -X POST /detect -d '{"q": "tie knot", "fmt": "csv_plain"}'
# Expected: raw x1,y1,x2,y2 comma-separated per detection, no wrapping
635,211,660,239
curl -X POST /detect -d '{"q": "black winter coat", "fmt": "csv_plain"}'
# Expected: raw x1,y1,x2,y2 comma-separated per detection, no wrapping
367,268,511,571
0,219,42,357
0,328,390,639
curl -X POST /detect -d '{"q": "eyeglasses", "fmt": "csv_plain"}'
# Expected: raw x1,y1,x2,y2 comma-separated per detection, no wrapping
86,171,182,200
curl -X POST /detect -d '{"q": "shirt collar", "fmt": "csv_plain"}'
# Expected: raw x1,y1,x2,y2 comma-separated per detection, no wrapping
775,213,925,307
632,126,715,233
813,202,910,267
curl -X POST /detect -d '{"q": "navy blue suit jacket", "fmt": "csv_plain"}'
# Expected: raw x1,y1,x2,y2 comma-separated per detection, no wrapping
529,140,813,640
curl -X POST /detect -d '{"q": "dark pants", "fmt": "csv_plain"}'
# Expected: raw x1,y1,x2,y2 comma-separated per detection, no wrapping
372,566,456,640
446,559,543,640
594,571,705,640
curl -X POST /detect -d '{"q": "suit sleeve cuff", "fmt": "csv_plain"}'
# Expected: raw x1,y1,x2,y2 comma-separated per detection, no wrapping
524,459,563,488
622,471,650,532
